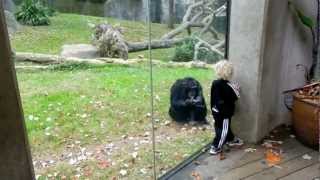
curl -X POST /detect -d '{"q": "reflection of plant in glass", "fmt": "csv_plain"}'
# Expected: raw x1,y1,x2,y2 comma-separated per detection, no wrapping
15,0,51,26
87,0,227,62
172,37,222,63
289,1,320,81
172,38,195,62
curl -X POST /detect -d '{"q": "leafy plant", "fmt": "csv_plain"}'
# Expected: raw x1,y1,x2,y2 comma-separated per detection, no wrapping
289,1,320,81
15,0,51,26
198,48,222,64
172,38,195,62
172,38,222,63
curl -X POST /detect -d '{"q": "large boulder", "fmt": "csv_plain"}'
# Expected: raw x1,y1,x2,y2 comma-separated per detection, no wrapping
60,44,100,59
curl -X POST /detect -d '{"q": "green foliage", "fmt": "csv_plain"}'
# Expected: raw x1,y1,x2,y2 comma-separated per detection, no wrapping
198,48,222,64
16,64,213,178
172,38,223,63
12,13,174,60
50,63,98,71
289,1,315,29
172,38,195,62
15,0,51,26
289,1,320,81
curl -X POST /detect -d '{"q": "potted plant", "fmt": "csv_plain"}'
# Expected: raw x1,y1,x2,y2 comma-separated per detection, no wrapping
287,1,320,150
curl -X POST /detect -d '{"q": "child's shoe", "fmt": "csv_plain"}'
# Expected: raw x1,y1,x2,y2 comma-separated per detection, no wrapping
226,137,244,147
209,146,222,155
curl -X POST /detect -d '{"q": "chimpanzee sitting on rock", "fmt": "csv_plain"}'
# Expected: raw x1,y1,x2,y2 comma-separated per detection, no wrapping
169,77,207,123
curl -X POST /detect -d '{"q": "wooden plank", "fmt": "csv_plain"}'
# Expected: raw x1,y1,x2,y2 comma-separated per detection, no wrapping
278,163,320,180
167,145,266,180
244,151,319,180
219,139,313,180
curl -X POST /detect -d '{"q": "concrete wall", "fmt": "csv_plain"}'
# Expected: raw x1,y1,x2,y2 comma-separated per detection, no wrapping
229,0,314,142
229,0,270,142
262,0,314,134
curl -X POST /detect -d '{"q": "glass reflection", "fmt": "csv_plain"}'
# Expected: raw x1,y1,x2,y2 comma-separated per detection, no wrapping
149,0,229,177
5,0,155,179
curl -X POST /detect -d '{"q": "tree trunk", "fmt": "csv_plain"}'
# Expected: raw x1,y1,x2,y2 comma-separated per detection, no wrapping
168,0,175,29
14,52,214,69
127,38,185,52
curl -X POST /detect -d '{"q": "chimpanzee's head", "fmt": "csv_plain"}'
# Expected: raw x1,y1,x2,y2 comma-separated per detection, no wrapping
187,85,198,99
182,78,199,99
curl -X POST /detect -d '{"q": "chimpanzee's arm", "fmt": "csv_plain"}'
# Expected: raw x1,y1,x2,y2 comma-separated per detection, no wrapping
171,90,191,107
192,94,205,107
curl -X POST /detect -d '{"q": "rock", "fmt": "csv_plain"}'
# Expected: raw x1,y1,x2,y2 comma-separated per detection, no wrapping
60,44,99,59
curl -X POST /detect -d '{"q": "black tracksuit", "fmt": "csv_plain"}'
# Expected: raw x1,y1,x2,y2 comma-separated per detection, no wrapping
210,79,240,149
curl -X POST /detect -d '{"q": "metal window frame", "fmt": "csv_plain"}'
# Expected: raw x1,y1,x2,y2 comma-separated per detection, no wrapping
0,2,35,179
159,0,232,178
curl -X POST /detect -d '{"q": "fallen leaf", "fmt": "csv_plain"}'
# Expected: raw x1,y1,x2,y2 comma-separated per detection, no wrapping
219,152,226,160
290,134,296,138
164,121,171,126
83,167,93,177
140,168,147,174
272,164,283,169
244,148,257,153
144,131,150,137
68,158,77,165
302,154,312,160
191,171,202,180
132,152,138,159
98,160,110,169
194,161,201,165
119,169,127,176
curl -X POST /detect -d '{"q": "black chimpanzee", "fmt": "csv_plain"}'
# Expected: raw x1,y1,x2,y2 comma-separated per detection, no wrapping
169,77,207,123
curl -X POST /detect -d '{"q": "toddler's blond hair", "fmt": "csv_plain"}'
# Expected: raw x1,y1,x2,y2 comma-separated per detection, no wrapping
214,60,234,80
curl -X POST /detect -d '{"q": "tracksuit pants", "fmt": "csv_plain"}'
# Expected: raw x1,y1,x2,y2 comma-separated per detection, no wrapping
212,114,234,149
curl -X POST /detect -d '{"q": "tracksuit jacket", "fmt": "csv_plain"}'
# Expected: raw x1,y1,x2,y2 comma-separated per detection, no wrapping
210,79,240,149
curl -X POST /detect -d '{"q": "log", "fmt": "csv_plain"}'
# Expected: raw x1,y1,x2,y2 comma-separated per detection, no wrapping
14,52,214,69
127,38,186,52
15,52,128,65
14,52,62,64
15,65,50,70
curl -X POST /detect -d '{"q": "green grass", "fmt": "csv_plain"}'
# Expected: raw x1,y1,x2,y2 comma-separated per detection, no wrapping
11,13,177,62
17,63,214,179
11,12,215,179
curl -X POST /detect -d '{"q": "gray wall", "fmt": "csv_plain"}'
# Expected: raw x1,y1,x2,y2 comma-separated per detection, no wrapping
262,0,314,134
229,0,314,142
229,0,270,142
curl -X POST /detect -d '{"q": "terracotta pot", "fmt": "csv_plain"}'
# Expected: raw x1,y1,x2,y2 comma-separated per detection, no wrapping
292,95,319,150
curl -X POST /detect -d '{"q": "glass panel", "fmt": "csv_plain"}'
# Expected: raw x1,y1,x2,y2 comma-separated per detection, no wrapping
149,0,229,177
4,0,155,179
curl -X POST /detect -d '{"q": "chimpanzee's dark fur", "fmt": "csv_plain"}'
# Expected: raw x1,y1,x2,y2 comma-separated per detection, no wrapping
169,77,207,123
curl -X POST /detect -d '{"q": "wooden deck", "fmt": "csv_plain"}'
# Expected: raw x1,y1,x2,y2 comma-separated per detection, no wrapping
165,128,320,180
